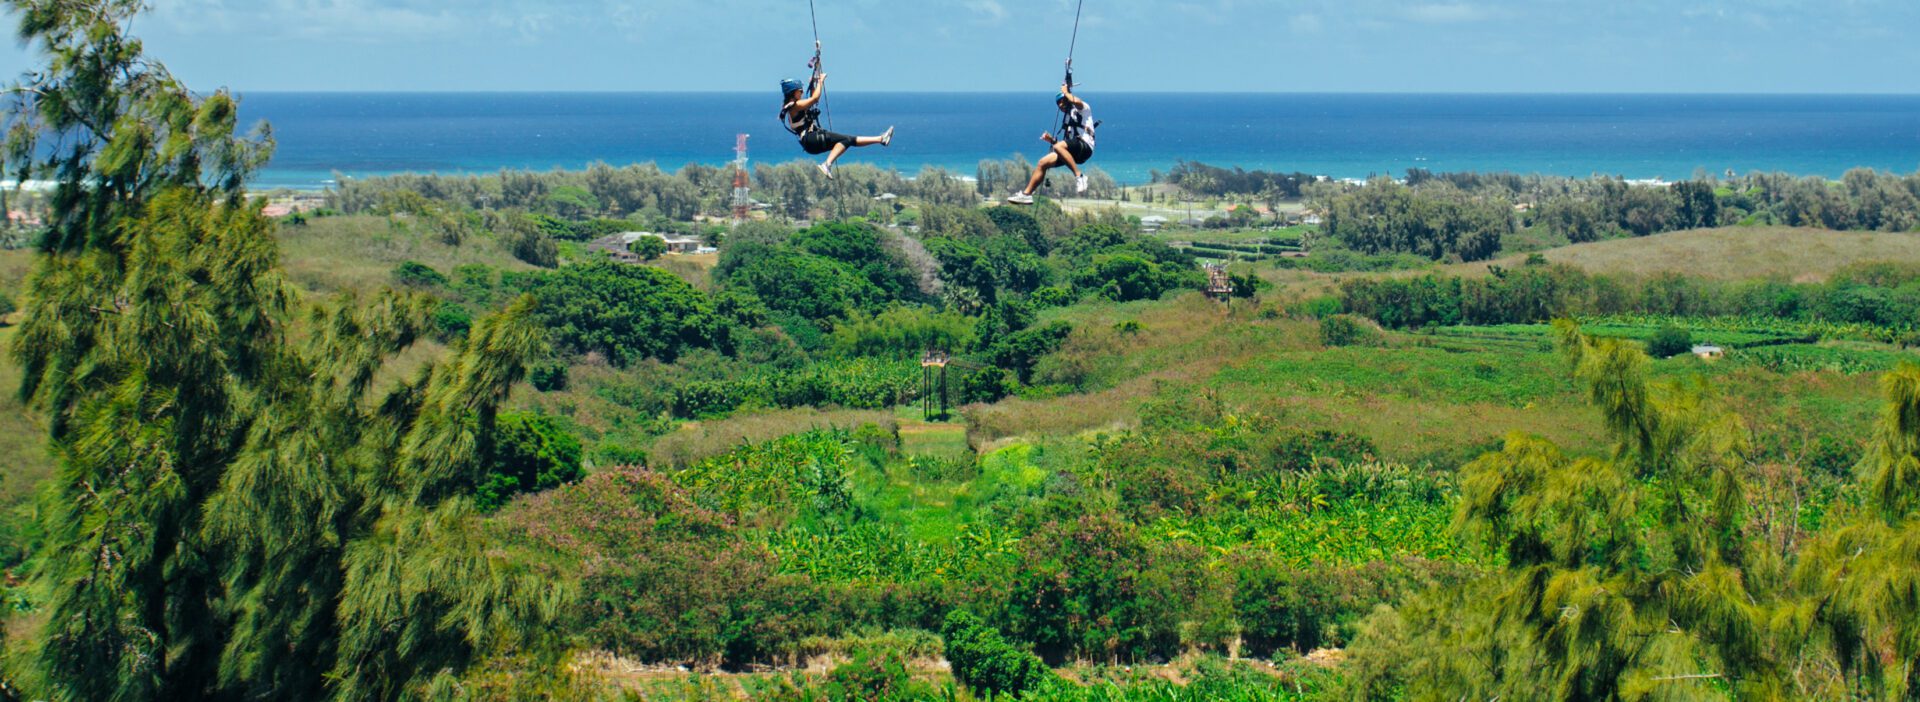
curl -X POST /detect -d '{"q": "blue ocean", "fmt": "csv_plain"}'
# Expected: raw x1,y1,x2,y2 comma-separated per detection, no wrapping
236,93,1920,190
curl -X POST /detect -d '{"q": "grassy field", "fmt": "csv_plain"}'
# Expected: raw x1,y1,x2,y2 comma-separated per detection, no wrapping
277,215,535,295
0,249,31,304
1461,226,1920,281
0,327,54,571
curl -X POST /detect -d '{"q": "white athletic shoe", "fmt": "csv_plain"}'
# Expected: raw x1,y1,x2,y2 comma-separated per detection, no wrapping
881,126,894,147
1006,192,1035,205
1075,174,1089,194
818,163,834,180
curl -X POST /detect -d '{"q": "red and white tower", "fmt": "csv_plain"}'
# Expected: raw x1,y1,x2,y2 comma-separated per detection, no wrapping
731,134,752,224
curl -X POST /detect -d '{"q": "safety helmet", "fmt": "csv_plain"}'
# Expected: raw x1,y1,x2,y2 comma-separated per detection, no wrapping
781,78,805,96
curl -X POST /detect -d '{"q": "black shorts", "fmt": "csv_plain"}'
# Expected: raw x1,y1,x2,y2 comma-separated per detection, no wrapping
800,130,857,155
1062,139,1094,165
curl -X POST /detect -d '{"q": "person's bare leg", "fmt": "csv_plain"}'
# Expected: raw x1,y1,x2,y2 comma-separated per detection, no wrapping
1023,152,1062,195
855,126,894,147
822,142,850,169
1051,142,1083,178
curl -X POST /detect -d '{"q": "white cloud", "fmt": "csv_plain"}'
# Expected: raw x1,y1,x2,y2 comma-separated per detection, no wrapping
1402,3,1493,24
967,0,1008,24
1290,13,1324,33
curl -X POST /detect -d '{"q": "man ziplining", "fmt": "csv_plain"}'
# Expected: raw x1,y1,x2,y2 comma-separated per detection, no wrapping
780,41,892,180
1007,82,1095,205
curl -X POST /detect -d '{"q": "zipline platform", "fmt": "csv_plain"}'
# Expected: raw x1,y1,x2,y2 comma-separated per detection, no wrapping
1204,264,1233,301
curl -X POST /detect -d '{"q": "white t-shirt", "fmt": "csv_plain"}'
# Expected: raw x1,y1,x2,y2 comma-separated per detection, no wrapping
1064,105,1096,148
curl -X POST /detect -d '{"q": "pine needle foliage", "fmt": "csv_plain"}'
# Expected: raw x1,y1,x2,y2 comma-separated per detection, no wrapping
1349,323,1792,701
1794,364,1920,700
5,2,563,699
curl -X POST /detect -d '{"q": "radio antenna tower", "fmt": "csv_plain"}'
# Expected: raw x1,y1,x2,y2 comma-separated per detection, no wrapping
732,134,752,224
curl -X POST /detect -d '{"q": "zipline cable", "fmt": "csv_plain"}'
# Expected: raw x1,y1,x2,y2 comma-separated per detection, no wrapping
1066,0,1085,84
807,0,833,131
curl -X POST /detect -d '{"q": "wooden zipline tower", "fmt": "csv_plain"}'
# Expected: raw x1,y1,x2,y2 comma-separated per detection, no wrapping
920,347,952,421
1204,263,1233,302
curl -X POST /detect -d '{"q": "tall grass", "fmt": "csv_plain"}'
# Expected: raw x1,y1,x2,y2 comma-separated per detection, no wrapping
646,409,897,468
1458,226,1920,281
277,215,534,295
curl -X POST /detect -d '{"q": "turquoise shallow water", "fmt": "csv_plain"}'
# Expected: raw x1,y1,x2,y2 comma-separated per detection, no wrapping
237,93,1920,189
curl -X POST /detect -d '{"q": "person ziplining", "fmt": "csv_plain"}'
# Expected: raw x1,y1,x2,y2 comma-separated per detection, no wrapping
1006,80,1096,205
1007,0,1097,205
779,31,892,180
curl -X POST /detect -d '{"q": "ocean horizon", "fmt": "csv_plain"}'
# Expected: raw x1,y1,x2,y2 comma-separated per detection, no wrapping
235,92,1920,191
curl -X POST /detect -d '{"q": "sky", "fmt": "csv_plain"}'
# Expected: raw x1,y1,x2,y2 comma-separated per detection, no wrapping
0,0,1917,93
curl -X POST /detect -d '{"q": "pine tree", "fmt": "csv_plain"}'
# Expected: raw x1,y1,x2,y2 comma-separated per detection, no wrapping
6,1,563,698
1349,323,1791,701
1794,365,1920,699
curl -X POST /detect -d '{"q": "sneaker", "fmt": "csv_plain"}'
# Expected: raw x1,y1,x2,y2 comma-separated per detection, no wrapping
880,126,894,147
1006,192,1035,205
818,163,834,180
1075,174,1089,194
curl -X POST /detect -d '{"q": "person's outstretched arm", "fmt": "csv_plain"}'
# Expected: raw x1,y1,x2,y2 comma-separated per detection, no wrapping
797,73,827,110
1060,83,1088,109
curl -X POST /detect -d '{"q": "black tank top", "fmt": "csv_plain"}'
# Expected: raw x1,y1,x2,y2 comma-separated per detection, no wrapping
783,102,821,136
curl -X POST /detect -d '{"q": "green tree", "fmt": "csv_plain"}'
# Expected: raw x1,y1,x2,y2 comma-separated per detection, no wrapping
516,258,730,365
476,412,584,511
628,233,667,261
546,185,601,219
942,611,1056,698
393,260,448,287
1646,325,1693,358
6,3,564,698
1796,365,1920,699
1348,323,1785,700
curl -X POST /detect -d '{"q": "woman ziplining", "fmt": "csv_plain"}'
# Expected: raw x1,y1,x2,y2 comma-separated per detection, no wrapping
779,7,892,181
1007,0,1097,205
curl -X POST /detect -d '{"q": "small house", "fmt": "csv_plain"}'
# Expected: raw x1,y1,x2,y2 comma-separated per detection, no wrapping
658,234,704,255
1692,345,1725,361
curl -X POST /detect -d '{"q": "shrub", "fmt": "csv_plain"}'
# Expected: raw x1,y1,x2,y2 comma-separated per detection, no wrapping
476,412,584,511
1030,286,1074,309
498,468,792,667
1319,314,1376,347
1000,513,1190,663
430,302,473,341
941,611,1054,698
528,362,570,392
816,649,932,702
1269,430,1379,472
0,293,14,322
1297,296,1343,319
1646,326,1693,358
959,367,1018,405
392,260,446,288
987,321,1074,384
505,227,559,268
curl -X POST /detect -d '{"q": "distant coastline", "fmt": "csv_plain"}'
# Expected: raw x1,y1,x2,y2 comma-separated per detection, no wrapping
235,92,1920,191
